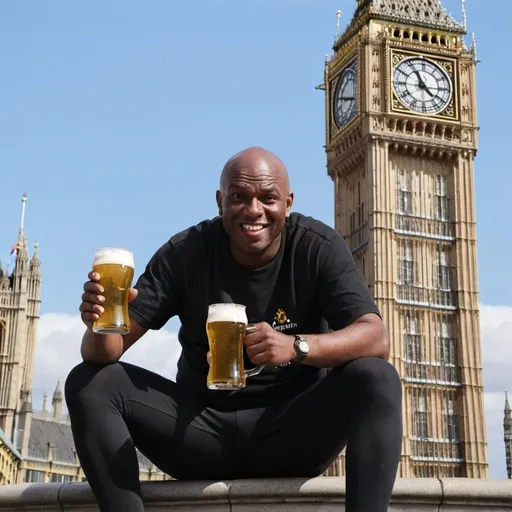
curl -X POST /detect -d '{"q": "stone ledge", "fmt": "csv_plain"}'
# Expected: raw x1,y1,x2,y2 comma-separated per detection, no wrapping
0,478,510,511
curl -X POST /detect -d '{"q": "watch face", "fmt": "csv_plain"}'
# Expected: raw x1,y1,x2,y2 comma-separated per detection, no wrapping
393,56,452,115
333,62,357,128
298,340,310,354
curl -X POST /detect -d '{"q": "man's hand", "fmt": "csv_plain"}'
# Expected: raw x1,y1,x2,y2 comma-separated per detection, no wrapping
244,322,295,366
80,271,138,329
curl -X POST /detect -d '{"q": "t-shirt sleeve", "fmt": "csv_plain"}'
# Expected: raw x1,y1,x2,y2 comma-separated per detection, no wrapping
128,240,182,330
317,234,381,331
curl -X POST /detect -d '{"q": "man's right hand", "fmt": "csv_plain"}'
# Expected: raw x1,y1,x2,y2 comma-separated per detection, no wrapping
79,271,138,329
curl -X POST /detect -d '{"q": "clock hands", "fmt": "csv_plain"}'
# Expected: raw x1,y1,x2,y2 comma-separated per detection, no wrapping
393,56,452,114
413,70,435,98
334,65,357,127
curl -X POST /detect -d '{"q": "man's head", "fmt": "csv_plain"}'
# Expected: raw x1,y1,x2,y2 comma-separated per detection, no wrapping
216,146,294,268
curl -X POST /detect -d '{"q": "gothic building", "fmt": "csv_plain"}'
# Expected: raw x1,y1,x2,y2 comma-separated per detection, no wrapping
318,0,488,478
0,195,168,484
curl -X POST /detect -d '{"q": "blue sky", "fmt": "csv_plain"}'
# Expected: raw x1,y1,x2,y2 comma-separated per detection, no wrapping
1,0,511,479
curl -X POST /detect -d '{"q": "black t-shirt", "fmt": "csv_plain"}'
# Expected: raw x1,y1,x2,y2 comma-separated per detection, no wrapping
128,212,380,409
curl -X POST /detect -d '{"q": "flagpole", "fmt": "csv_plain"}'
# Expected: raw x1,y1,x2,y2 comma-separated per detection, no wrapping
19,192,27,237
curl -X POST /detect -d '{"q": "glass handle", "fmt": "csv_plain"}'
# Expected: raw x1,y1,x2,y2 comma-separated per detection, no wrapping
245,364,265,377
245,323,265,377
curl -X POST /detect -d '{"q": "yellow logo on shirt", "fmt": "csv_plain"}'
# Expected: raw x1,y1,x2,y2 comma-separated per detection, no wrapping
276,308,288,325
271,308,297,332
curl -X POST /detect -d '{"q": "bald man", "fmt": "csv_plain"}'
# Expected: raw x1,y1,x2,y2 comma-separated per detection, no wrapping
66,147,402,512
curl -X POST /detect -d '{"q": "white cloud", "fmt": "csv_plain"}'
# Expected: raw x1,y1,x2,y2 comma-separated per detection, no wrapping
480,304,512,479
32,305,512,479
31,313,181,415
480,304,512,365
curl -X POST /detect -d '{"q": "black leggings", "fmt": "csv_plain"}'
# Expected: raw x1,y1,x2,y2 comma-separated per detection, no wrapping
65,357,402,512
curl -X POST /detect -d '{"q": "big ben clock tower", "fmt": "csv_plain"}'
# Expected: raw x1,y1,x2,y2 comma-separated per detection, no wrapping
319,0,488,478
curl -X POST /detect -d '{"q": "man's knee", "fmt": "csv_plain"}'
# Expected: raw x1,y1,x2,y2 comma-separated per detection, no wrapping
335,357,402,402
64,361,124,406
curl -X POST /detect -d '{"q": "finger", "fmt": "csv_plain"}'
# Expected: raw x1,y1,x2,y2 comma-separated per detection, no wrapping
245,323,258,334
245,322,268,334
206,351,211,366
246,343,266,361
84,281,104,294
248,351,267,365
81,291,105,305
128,288,138,303
88,271,101,282
82,311,100,324
79,302,104,315
244,330,266,347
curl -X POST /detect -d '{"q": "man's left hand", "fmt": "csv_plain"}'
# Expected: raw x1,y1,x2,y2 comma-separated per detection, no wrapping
245,322,295,366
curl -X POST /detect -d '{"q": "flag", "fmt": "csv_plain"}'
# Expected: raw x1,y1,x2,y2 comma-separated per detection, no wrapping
10,242,19,256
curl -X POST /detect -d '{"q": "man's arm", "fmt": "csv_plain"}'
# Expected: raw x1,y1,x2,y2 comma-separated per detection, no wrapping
299,312,389,367
245,313,388,369
246,233,390,368
80,317,148,364
79,239,181,364
299,231,389,366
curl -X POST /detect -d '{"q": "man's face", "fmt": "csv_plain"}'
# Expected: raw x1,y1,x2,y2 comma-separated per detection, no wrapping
216,154,293,266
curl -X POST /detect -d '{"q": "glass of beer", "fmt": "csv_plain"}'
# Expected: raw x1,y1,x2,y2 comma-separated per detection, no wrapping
206,303,265,390
92,247,135,335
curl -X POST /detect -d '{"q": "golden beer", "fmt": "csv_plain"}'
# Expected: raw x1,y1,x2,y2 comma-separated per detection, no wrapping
92,247,134,335
206,303,249,390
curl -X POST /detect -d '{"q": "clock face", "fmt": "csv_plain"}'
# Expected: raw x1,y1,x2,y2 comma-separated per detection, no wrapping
333,62,357,128
393,56,452,115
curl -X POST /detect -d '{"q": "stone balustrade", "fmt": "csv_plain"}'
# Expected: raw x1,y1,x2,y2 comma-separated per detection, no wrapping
0,477,510,511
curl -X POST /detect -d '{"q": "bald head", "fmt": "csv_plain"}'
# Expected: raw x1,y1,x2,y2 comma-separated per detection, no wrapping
215,146,294,268
220,146,290,193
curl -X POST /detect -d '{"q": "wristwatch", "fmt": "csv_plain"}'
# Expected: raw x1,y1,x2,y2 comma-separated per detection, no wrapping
292,335,310,363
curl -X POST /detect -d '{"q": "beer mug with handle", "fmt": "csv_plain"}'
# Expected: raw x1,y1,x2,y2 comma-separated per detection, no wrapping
206,303,265,390
92,247,135,335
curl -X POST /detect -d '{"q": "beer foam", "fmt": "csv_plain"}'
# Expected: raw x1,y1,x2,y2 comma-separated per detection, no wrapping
207,303,247,324
93,247,134,268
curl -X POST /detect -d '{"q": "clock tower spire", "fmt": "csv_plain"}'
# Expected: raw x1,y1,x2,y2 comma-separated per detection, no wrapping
319,0,488,479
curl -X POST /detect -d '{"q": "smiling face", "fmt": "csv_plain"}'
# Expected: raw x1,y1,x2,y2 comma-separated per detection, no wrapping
216,147,294,268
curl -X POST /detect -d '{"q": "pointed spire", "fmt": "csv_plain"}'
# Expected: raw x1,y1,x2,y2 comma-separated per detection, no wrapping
506,391,511,414
41,391,47,419
0,261,9,290
52,380,63,402
461,0,467,31
30,242,41,274
32,242,39,261
334,10,342,42
52,380,63,421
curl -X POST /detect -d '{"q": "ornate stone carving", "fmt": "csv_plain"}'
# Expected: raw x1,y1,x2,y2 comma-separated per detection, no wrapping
441,61,454,76
372,116,385,131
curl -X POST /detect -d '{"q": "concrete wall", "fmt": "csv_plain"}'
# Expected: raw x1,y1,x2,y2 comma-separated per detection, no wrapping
0,477,510,511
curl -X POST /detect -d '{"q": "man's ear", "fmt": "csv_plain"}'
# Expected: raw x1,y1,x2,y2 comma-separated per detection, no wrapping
285,191,294,217
216,190,223,215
